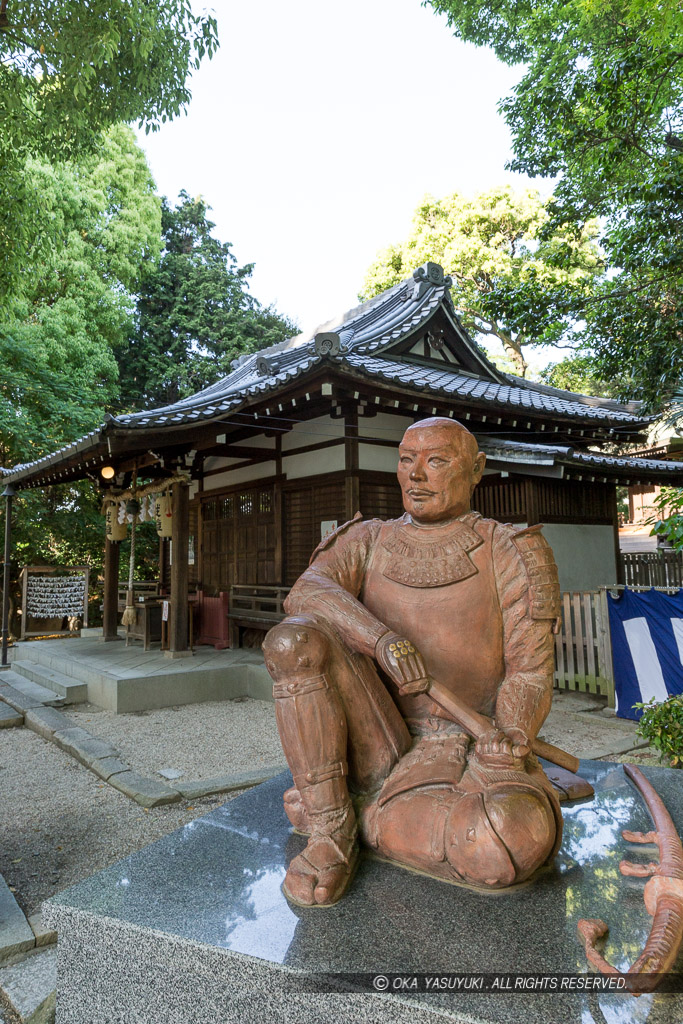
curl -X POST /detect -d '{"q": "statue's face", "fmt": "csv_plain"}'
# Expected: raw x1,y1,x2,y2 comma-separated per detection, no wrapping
397,423,485,524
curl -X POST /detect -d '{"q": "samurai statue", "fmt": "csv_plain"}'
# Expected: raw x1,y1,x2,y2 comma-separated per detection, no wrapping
264,417,563,906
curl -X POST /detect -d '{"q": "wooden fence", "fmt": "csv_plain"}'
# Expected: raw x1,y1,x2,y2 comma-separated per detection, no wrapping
554,590,615,707
621,550,683,588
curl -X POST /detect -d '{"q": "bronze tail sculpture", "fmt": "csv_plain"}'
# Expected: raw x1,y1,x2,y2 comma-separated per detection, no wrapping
577,764,683,994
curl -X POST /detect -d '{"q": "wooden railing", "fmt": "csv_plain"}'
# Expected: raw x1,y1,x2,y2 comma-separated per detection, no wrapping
116,581,160,608
554,590,615,707
227,585,289,647
621,551,683,589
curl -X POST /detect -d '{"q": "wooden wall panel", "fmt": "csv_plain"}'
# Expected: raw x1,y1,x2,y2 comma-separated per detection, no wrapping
201,486,275,591
359,476,404,521
284,479,346,585
472,478,527,522
472,476,613,525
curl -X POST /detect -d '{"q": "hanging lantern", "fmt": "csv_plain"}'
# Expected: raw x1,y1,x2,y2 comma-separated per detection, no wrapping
154,493,173,537
105,501,127,542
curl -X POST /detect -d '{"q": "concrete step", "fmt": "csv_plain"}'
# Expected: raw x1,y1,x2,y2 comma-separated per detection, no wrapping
0,946,56,1024
0,672,62,707
12,648,93,690
9,662,87,705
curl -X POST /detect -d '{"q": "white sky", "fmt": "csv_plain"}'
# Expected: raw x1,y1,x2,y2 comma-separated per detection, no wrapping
136,0,550,355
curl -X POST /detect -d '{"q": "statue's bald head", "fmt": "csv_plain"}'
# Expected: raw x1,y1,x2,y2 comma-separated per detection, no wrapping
400,417,479,460
397,417,486,524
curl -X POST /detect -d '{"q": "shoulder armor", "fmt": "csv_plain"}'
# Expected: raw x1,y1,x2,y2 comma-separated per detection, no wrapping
511,524,561,620
308,511,364,565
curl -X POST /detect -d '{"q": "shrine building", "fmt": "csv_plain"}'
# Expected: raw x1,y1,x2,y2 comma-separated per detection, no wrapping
4,262,683,657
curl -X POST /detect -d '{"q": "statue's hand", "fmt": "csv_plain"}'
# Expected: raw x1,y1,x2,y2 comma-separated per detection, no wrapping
504,728,531,759
375,631,430,696
473,728,529,769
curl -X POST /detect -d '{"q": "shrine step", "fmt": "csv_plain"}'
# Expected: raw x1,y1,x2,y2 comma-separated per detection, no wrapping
0,670,64,707
8,661,87,705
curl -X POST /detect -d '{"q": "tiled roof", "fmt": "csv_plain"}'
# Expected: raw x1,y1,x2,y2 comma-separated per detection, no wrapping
1,430,107,486
109,261,647,431
479,436,683,481
1,263,669,487
341,354,643,424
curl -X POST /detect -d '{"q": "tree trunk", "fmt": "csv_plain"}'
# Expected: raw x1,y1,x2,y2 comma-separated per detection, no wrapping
501,334,528,378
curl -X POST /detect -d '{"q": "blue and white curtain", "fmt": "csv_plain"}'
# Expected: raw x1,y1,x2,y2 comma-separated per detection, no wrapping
607,588,683,720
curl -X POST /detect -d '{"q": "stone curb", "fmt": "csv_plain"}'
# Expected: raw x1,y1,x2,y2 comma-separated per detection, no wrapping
0,877,34,966
16,689,281,810
51,728,120,768
22,709,70,742
107,771,180,808
0,946,56,1024
0,705,23,729
18,698,180,810
0,685,44,714
27,915,56,950
175,765,288,801
90,756,130,782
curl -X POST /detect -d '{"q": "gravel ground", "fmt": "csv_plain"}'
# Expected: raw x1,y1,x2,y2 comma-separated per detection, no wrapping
62,698,284,781
1,698,286,920
598,747,667,766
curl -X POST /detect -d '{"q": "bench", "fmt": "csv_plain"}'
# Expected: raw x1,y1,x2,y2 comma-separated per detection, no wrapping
227,585,289,647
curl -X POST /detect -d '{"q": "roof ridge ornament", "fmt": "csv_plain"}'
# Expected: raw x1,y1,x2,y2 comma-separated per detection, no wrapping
412,262,452,300
314,332,341,357
256,355,272,377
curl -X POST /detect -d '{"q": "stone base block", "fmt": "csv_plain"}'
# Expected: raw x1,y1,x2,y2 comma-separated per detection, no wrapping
44,764,683,1024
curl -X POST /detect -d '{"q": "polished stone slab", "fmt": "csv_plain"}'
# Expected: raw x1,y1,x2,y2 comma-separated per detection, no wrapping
44,762,683,1023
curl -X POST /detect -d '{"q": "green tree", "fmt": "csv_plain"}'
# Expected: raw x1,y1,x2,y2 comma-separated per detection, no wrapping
119,192,297,409
0,125,161,604
426,0,683,405
0,0,218,304
1,124,160,470
361,187,603,376
538,353,619,398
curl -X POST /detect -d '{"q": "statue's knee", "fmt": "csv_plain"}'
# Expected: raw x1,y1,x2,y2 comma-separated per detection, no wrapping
263,617,330,680
483,785,557,882
445,784,557,889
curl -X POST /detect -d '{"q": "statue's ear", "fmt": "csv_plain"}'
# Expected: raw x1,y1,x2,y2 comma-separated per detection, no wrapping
473,452,486,482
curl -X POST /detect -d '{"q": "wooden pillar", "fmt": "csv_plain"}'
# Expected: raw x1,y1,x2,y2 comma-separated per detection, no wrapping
524,477,539,527
158,536,166,593
611,486,624,585
102,538,121,641
274,435,284,584
1,485,14,666
344,407,360,520
168,481,191,657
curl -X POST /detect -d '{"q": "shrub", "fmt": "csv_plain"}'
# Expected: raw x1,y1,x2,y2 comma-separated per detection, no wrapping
634,695,683,768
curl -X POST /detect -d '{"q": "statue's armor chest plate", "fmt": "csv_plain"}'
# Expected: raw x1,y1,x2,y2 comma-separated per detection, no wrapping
361,517,504,719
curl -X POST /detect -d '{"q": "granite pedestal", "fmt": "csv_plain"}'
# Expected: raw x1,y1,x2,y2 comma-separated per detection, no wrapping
44,762,683,1024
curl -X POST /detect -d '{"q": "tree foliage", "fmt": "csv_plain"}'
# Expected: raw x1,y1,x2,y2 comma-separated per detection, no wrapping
0,0,218,304
118,192,297,409
0,124,160,471
361,187,602,376
426,0,683,406
0,125,161,603
538,353,621,398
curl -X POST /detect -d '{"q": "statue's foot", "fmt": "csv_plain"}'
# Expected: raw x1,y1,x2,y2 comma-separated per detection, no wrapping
282,804,358,907
283,786,310,833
